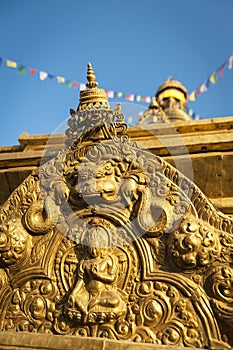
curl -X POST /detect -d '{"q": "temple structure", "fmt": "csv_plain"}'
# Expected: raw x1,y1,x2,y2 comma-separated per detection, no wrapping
137,76,191,125
0,63,233,350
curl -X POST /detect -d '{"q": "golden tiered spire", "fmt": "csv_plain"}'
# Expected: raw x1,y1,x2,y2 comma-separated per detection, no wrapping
86,62,98,89
78,62,110,111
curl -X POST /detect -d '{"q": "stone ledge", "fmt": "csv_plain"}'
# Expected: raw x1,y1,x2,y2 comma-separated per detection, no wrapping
0,332,207,350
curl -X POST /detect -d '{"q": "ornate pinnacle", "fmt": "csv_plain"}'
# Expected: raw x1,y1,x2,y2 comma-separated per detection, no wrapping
86,62,98,89
77,62,110,111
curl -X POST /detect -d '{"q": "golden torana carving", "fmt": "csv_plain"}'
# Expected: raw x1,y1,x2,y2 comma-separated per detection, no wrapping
0,63,233,348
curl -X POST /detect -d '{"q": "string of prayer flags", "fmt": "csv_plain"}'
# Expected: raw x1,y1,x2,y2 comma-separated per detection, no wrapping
188,54,233,102
186,107,200,120
0,55,155,104
1,54,233,108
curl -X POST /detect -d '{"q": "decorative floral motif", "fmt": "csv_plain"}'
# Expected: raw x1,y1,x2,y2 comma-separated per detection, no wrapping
168,220,220,270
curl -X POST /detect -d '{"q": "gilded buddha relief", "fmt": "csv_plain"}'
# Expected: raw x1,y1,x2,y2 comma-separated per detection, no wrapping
65,223,127,323
0,63,233,348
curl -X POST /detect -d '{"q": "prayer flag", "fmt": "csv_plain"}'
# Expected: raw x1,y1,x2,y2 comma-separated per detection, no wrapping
210,72,217,84
188,91,196,101
143,96,151,103
218,62,226,77
200,83,207,93
107,90,114,98
228,55,233,70
73,81,79,89
0,57,3,66
6,60,17,68
117,92,123,98
136,95,142,102
57,76,65,83
39,71,48,81
80,83,86,91
188,109,194,117
126,94,135,102
65,80,72,88
18,65,26,75
30,68,37,75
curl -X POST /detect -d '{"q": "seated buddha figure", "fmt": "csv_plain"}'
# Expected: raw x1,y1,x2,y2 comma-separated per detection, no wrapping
66,226,126,323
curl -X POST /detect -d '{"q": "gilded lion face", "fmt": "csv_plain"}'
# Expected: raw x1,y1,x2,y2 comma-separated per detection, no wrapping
72,161,120,204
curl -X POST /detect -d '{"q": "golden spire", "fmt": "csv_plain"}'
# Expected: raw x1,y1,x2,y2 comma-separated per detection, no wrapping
86,62,98,89
78,62,110,111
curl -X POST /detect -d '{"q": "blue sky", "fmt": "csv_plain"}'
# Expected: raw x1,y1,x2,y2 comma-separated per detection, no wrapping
1,0,233,146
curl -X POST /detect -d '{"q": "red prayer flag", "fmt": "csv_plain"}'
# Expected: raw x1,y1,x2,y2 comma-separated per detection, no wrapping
73,81,79,89
218,62,226,77
30,68,37,75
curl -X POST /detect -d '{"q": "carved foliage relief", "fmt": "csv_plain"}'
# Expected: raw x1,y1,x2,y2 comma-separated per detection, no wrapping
0,108,233,349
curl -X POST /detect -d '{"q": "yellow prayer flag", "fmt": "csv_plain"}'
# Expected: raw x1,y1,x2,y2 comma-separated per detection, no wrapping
57,76,65,83
188,109,193,116
210,73,217,84
6,60,17,68
117,92,123,98
136,95,141,102
188,91,196,102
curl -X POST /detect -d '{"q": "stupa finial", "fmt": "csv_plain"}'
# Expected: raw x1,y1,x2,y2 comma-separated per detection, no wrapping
86,62,98,89
77,62,110,111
